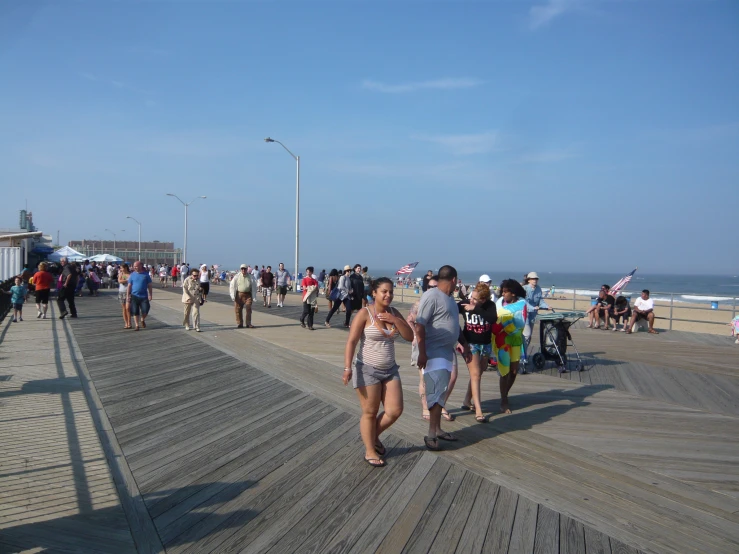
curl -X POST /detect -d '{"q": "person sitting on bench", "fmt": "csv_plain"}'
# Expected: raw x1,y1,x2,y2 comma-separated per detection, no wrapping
626,289,658,334
586,285,612,329
611,295,631,331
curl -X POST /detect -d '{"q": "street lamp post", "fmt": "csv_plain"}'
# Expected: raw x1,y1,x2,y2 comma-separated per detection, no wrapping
104,229,124,258
264,137,300,284
166,194,206,265
126,216,142,261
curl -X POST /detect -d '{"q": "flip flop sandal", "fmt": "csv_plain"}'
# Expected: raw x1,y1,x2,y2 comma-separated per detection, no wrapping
364,457,386,468
461,404,472,411
475,415,488,423
424,436,440,451
437,431,457,442
441,411,455,422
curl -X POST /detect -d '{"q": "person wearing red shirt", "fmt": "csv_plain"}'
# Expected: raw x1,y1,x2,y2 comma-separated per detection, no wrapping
32,262,54,319
300,266,319,331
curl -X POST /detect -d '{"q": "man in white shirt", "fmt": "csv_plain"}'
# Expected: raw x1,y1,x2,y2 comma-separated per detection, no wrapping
626,289,658,334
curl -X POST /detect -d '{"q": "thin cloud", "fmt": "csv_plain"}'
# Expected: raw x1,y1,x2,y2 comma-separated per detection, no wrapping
529,0,574,29
515,147,578,163
413,132,499,155
361,78,484,94
79,72,153,96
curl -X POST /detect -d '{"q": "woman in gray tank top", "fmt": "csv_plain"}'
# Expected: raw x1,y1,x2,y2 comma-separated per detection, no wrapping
343,277,414,467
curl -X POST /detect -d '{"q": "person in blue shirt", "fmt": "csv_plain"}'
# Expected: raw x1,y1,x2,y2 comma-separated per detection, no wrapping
126,261,153,331
3,276,28,322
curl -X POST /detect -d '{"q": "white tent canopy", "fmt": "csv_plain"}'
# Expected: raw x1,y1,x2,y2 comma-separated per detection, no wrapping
47,245,85,262
89,254,123,263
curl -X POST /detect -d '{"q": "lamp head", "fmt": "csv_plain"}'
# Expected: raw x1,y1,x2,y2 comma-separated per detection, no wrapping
264,137,274,143
166,193,175,197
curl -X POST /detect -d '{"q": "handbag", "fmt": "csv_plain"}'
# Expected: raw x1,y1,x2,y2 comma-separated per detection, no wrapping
329,287,341,301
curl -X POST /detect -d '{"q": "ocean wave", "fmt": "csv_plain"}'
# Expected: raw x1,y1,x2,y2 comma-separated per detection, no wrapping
554,289,733,304
681,295,735,302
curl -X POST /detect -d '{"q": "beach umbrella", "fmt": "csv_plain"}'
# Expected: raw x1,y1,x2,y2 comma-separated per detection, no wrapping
89,253,123,263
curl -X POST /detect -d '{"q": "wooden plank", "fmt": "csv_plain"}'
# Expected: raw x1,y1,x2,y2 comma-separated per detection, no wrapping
584,525,612,554
455,479,500,554
264,437,406,554
169,418,360,554
320,441,426,554
533,505,559,554
346,452,438,554
397,465,467,553
238,445,373,554
609,538,640,554
148,403,343,525
508,495,538,554
560,515,586,554
59,305,162,554
429,471,483,553
483,486,519,553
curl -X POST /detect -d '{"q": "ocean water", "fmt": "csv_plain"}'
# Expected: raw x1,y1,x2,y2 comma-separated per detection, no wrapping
379,270,739,305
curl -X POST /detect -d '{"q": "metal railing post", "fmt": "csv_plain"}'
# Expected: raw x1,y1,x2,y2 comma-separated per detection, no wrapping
669,293,674,331
573,288,576,310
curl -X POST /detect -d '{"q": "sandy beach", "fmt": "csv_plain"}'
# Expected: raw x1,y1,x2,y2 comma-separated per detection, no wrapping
391,286,737,336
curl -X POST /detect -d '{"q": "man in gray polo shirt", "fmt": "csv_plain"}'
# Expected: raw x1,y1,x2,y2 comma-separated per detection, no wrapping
415,265,471,451
275,262,292,308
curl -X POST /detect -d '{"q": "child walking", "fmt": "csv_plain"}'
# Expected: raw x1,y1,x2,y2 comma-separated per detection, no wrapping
3,276,28,322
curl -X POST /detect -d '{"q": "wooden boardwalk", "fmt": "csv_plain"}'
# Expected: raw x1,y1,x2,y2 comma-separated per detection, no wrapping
0,304,136,553
1,287,738,552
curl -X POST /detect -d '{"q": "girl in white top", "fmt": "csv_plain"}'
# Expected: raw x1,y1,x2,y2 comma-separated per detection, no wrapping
343,278,414,468
198,264,210,303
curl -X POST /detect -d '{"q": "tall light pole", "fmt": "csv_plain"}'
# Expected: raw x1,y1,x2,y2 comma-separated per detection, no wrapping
166,194,206,265
105,228,124,257
264,137,300,283
126,216,141,261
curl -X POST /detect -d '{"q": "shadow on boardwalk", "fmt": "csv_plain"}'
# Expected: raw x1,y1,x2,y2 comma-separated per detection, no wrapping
445,384,612,449
0,482,256,553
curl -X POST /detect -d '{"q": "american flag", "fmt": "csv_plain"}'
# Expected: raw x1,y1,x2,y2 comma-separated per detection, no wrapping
610,268,637,295
395,262,419,275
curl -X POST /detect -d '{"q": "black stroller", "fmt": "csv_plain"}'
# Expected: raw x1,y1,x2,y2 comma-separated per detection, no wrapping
531,311,586,373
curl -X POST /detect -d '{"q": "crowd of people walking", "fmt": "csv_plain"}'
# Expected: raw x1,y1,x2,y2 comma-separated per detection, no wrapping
7,255,542,469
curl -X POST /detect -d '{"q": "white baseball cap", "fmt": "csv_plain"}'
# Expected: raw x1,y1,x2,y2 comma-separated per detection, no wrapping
479,274,492,283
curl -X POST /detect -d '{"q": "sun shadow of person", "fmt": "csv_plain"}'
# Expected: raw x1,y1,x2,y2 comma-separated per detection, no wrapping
442,384,614,450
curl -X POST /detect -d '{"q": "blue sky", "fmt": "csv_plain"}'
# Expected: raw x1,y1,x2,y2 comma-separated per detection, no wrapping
1,0,737,275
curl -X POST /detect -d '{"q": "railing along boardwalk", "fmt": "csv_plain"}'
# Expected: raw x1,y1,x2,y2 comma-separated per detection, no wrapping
1,288,737,552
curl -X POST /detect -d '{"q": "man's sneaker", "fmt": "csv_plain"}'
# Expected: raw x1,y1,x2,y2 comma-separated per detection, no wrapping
11,318,17,323
59,312,68,319
185,326,190,331
70,315,78,318
42,314,47,319
19,317,23,322
37,311,42,318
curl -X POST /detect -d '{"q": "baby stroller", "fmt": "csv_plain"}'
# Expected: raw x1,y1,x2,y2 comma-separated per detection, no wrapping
531,310,586,373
